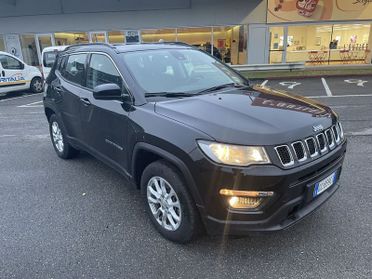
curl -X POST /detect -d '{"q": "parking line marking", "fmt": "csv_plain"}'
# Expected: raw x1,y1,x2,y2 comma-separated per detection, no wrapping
311,94,372,98
321,78,332,97
18,100,43,108
0,93,42,103
261,80,268,86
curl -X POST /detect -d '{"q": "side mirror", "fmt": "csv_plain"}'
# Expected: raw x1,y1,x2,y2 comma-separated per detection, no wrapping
93,83,124,100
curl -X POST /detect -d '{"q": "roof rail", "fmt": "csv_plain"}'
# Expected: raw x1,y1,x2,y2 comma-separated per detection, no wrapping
141,41,192,47
64,42,115,51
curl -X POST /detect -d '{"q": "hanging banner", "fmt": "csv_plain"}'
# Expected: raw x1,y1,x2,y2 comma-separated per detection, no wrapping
267,0,372,23
4,34,23,60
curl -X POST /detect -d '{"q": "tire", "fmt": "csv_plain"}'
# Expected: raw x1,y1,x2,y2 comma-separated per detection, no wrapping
30,77,44,93
49,114,79,159
141,160,202,243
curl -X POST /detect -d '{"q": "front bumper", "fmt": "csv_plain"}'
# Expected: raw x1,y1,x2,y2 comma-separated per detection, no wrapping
189,140,347,235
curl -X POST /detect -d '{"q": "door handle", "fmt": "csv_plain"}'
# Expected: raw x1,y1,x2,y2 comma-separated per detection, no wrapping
80,97,91,106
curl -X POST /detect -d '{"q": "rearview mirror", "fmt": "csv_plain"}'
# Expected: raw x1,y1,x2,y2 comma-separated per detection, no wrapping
93,83,123,100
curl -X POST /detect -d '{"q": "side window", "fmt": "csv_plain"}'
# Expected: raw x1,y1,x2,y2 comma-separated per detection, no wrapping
0,55,23,70
61,54,87,86
86,54,122,90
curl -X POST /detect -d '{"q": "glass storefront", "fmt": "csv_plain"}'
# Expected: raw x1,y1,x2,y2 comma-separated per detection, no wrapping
20,34,38,66
4,25,248,67
54,32,89,46
0,35,5,51
213,26,247,65
270,23,372,65
108,31,125,44
269,26,285,64
141,29,177,43
176,27,212,52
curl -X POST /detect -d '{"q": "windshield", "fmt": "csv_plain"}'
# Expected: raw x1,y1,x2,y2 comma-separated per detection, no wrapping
120,49,247,95
43,51,58,68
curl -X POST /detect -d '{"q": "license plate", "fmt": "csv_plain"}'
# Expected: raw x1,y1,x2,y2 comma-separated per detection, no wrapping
313,171,337,197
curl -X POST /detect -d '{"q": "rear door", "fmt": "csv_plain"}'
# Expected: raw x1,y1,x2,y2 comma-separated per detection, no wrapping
80,53,130,171
0,54,28,93
53,53,88,142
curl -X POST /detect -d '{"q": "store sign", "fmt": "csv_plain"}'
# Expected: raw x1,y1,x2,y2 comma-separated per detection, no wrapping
125,30,141,44
267,0,372,23
4,34,23,60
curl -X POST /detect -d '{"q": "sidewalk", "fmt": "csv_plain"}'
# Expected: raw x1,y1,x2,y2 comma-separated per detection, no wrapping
240,64,372,79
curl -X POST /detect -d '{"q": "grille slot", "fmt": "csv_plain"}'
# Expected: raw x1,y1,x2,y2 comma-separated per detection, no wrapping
275,145,294,167
338,122,344,139
316,133,327,153
325,129,335,149
305,137,318,157
291,141,307,162
332,125,340,143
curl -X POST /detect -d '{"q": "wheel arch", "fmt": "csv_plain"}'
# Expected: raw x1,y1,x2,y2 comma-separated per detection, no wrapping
131,142,203,206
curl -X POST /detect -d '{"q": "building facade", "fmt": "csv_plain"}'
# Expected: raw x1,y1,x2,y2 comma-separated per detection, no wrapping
0,0,371,67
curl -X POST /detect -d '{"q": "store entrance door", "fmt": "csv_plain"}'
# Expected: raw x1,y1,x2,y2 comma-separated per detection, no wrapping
36,34,54,67
89,32,108,43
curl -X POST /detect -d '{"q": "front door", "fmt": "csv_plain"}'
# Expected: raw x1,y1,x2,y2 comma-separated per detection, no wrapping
0,54,27,94
80,53,130,172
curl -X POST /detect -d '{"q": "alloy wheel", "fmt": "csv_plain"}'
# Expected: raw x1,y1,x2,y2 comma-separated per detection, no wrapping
51,121,64,153
146,176,182,231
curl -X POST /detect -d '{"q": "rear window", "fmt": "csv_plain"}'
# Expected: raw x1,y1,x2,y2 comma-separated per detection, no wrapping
43,51,58,68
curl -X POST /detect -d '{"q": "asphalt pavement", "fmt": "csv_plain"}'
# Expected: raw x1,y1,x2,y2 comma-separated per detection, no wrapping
0,76,371,278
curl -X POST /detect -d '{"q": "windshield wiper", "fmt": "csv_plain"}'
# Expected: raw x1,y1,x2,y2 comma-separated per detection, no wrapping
197,83,247,94
145,92,199,98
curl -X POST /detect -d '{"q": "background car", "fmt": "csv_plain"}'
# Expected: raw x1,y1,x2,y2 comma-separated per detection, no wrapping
42,46,68,79
0,51,43,95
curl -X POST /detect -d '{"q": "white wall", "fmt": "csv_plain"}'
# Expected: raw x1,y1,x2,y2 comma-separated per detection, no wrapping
0,0,267,34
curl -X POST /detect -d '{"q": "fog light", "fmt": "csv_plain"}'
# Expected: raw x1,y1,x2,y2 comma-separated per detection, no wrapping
220,189,273,209
228,196,263,209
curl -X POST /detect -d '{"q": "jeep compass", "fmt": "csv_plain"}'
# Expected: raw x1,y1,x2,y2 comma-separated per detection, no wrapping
43,43,347,243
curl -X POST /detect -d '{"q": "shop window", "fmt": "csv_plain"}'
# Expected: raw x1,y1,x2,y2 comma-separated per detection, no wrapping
141,29,177,43
0,36,5,52
287,25,332,64
20,34,39,66
213,26,247,65
108,31,125,44
330,24,371,64
177,27,212,53
269,27,285,64
90,32,106,43
54,32,89,46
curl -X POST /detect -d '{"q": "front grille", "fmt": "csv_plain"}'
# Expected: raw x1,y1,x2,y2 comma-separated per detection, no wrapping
305,137,318,157
325,129,335,149
274,122,344,167
275,145,294,166
316,133,327,153
292,141,307,161
332,125,340,143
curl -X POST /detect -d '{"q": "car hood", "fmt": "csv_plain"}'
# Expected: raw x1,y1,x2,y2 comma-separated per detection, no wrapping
154,85,336,145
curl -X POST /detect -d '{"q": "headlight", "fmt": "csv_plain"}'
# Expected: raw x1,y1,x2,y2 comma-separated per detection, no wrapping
197,140,270,166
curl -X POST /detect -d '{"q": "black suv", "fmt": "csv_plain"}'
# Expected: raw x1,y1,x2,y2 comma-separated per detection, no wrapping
44,43,347,243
